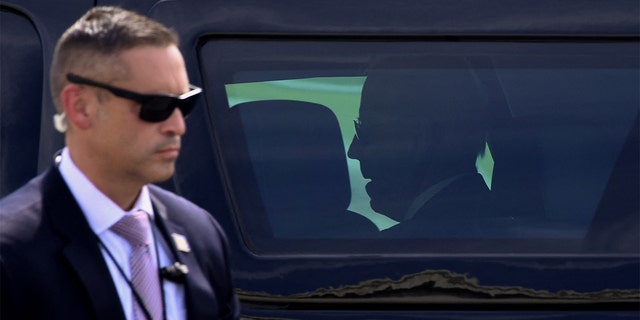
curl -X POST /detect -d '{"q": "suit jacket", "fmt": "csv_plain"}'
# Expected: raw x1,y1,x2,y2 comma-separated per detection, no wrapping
0,166,240,319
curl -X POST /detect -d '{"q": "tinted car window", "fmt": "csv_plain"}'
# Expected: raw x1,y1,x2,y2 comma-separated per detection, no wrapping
200,38,638,254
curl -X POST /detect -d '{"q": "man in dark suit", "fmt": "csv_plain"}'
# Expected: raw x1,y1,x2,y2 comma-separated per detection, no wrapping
348,56,512,238
0,6,240,319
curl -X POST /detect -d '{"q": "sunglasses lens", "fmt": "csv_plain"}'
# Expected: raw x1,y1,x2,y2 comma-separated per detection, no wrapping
137,88,201,122
139,97,175,122
177,97,197,118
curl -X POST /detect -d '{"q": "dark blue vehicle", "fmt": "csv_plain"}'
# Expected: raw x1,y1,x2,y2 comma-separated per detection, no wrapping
1,0,639,319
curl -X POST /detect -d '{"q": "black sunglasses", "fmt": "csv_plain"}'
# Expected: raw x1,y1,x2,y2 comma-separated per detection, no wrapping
66,73,202,122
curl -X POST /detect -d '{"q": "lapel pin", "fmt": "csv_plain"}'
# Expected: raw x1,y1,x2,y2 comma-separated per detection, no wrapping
171,233,191,253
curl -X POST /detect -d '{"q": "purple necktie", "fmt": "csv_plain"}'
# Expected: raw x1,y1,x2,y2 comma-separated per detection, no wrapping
111,211,163,320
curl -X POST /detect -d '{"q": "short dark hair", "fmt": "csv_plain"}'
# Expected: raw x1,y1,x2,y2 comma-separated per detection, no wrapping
50,6,179,111
360,55,489,164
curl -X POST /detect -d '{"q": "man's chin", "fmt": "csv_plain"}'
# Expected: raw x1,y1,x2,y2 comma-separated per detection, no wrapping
367,181,414,221
146,164,176,184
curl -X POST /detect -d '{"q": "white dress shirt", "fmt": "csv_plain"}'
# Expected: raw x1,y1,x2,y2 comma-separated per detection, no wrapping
58,148,186,320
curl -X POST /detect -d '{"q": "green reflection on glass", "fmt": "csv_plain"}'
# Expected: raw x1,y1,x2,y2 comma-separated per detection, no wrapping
476,142,494,190
226,77,398,230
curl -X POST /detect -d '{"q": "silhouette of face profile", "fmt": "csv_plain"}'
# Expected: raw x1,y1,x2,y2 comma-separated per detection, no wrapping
348,56,487,221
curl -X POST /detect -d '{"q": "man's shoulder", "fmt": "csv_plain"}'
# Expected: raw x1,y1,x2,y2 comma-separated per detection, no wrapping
147,184,218,228
0,173,46,216
0,172,48,244
147,184,202,212
147,185,230,252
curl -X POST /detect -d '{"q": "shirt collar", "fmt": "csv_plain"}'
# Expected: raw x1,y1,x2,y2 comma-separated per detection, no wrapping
58,147,154,235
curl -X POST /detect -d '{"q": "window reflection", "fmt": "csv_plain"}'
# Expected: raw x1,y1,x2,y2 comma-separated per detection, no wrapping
347,56,508,238
203,39,639,253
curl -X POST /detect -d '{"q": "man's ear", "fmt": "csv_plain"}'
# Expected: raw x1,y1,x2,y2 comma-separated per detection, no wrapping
60,84,92,130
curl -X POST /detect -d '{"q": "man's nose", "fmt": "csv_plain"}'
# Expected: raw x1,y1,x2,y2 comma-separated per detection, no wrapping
160,108,186,136
347,135,361,160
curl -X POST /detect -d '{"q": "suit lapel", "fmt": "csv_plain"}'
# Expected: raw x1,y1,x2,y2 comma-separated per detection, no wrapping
150,193,220,319
44,168,126,320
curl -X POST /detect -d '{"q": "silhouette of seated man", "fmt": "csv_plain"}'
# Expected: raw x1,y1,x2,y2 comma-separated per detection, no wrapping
348,56,508,238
